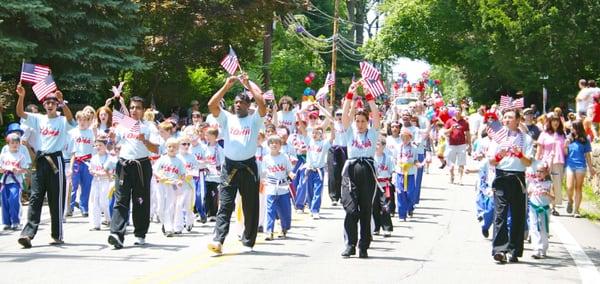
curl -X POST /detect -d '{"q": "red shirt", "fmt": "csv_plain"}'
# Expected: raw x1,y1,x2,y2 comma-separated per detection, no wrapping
593,102,600,123
437,110,451,124
444,118,470,145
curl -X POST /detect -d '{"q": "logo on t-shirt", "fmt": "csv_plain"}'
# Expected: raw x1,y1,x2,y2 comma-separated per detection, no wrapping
41,127,60,137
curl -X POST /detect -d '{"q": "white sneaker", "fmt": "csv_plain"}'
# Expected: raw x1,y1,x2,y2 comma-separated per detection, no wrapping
312,213,320,219
241,245,254,253
295,209,304,214
207,241,223,255
134,237,145,245
383,231,392,237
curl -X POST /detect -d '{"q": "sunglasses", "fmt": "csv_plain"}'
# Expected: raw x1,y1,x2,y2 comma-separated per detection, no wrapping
181,143,190,146
335,113,342,116
192,115,202,118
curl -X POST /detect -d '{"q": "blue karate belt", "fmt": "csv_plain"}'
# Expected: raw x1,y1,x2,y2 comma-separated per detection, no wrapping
0,171,21,193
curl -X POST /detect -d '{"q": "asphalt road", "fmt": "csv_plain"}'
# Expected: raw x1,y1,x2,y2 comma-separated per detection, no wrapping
1,164,599,284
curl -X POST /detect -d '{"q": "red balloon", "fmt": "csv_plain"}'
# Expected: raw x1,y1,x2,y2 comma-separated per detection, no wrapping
304,76,312,85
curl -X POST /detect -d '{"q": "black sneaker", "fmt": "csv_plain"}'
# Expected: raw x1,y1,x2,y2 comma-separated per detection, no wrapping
551,209,560,216
341,246,356,257
358,248,368,258
509,255,519,263
18,236,32,249
82,213,89,218
482,229,489,238
493,252,507,263
108,234,123,249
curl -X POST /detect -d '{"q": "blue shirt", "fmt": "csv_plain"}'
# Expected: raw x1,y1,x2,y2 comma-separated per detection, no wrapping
566,140,592,169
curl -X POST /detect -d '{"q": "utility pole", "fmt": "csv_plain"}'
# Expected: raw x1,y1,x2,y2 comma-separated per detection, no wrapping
330,0,339,107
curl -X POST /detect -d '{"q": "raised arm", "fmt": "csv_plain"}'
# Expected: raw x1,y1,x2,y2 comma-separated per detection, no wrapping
208,76,238,117
342,82,359,129
240,74,267,117
366,94,380,130
55,91,74,122
15,85,27,119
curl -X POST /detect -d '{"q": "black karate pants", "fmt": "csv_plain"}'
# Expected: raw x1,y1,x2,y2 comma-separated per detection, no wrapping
372,184,394,233
110,158,152,241
205,181,219,217
492,170,526,257
21,152,66,241
327,146,346,202
213,157,259,248
341,160,376,250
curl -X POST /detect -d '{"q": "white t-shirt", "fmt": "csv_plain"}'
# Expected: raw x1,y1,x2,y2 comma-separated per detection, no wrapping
89,153,111,179
486,129,534,172
202,143,224,182
288,133,309,156
153,155,186,182
0,149,31,184
374,152,395,179
386,135,402,156
178,152,200,179
205,114,223,140
277,110,297,133
261,153,293,196
345,125,378,159
23,113,74,153
333,121,349,146
70,128,95,157
216,109,263,161
20,119,41,152
305,139,331,169
393,142,418,175
576,88,595,113
115,120,152,160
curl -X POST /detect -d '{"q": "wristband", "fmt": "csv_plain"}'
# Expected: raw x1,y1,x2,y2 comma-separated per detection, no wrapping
365,93,375,101
345,92,354,100
495,154,503,163
514,152,524,159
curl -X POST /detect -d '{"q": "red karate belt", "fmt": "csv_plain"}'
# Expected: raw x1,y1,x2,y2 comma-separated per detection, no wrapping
74,154,92,163
377,177,391,198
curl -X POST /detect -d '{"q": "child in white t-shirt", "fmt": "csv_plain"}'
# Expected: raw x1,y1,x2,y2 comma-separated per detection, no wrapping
177,136,200,233
153,138,186,237
1,133,31,230
527,162,554,259
261,135,294,240
88,136,112,230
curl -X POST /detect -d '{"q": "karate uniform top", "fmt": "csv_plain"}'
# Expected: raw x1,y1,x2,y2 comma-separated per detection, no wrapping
344,125,378,159
260,153,293,196
153,155,186,183
215,109,264,161
0,149,31,184
277,110,297,133
89,153,111,179
201,143,224,183
486,128,534,172
22,113,74,154
114,120,152,160
332,121,349,147
386,135,402,156
393,142,419,175
305,139,331,169
69,128,95,158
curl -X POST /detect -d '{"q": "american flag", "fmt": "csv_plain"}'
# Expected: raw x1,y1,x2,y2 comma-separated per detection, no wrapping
359,61,381,80
364,78,386,97
486,120,507,143
113,110,140,133
220,47,239,75
263,90,275,100
325,72,335,87
20,63,51,84
499,95,524,110
315,85,329,101
32,75,57,101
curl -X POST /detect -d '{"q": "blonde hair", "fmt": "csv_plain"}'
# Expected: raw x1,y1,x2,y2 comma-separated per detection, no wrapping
165,137,179,147
267,135,282,145
158,121,174,132
144,109,155,122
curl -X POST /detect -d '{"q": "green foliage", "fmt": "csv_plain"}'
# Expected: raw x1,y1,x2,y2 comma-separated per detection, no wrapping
367,0,600,106
188,68,226,112
429,65,471,103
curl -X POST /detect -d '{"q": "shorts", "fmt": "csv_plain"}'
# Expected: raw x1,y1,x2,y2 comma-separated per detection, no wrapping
566,167,586,175
445,144,467,166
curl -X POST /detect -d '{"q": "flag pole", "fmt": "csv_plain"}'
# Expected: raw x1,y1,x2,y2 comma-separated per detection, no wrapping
329,0,340,108
19,59,25,85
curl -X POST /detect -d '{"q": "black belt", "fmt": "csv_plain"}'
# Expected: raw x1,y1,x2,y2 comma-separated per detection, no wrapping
118,157,150,187
36,151,62,174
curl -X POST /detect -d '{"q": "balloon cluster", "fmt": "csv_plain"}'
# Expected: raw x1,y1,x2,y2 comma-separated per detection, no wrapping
303,72,316,101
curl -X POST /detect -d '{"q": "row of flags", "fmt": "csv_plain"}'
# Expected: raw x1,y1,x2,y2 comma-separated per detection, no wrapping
20,63,56,101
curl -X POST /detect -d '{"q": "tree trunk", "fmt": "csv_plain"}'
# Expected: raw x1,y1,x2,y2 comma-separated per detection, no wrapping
355,0,366,45
262,19,274,90
347,0,356,41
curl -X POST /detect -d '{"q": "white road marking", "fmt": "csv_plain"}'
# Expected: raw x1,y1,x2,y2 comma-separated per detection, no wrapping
552,219,600,284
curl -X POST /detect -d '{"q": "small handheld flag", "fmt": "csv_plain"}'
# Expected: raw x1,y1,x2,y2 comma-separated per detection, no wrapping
32,75,57,101
220,47,240,75
20,63,51,85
